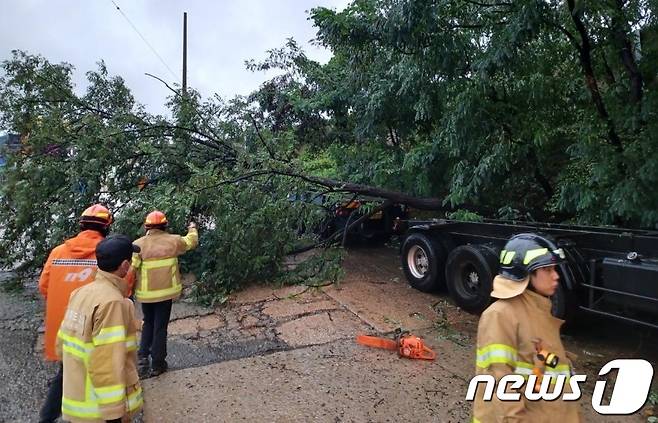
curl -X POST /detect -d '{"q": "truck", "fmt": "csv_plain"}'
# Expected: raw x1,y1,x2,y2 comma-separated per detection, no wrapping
324,198,408,244
397,218,658,329
289,192,408,244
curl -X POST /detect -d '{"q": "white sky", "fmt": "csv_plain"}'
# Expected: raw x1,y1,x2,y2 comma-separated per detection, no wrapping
0,0,350,116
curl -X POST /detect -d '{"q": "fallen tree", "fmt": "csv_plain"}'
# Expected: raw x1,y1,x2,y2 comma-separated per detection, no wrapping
0,52,447,302
3,0,657,303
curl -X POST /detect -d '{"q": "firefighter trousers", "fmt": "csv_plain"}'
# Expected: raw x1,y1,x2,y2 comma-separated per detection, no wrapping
139,300,173,368
39,362,63,423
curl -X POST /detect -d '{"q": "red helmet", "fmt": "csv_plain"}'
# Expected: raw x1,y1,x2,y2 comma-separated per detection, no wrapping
145,210,168,228
80,204,113,227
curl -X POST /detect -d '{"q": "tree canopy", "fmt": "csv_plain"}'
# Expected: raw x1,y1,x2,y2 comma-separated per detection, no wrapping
304,0,658,226
1,0,657,300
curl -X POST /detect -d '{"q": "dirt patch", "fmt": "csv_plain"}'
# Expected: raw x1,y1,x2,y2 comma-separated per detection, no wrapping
324,280,440,333
230,284,308,305
168,313,226,337
277,311,371,347
322,246,439,333
263,299,339,320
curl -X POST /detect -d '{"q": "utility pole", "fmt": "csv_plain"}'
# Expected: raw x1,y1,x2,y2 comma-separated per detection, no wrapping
182,12,187,97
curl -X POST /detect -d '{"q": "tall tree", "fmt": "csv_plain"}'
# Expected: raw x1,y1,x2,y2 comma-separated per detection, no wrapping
303,0,658,225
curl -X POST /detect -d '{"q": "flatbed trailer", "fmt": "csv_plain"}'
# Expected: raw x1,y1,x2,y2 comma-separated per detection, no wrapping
397,218,658,329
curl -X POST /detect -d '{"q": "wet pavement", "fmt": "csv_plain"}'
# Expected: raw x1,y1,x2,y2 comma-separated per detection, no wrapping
0,277,56,422
142,334,473,423
1,247,656,422
140,246,657,422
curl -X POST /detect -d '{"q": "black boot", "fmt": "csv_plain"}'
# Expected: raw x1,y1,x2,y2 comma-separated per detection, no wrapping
138,356,150,378
150,360,168,377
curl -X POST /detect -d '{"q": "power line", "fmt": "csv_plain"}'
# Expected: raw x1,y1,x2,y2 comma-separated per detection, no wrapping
109,0,180,82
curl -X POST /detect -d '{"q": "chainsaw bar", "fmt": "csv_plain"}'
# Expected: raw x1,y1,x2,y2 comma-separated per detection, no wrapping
356,335,398,350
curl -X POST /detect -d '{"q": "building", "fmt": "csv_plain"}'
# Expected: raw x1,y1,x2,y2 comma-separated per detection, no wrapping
0,133,20,166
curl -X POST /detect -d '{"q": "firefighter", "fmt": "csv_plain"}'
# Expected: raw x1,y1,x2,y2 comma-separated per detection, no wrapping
132,210,198,377
38,204,114,423
472,233,580,422
56,234,143,423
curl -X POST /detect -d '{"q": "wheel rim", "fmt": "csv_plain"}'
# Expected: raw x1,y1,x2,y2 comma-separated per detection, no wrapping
458,264,481,299
407,245,429,279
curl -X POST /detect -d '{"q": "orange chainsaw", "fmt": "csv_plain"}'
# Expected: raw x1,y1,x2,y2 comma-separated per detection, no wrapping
356,329,436,360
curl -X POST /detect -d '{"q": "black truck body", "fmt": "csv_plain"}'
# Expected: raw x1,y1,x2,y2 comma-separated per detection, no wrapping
398,218,658,329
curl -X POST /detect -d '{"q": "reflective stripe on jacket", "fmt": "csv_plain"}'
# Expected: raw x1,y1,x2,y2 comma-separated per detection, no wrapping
472,289,580,422
39,230,102,361
132,227,198,303
56,271,143,422
39,230,136,361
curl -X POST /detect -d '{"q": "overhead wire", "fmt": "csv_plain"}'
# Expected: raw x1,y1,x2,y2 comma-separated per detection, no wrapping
106,0,245,166
109,0,180,82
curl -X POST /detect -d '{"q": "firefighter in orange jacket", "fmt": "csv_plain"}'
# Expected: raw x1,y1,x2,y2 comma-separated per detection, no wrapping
472,234,580,422
38,205,114,423
132,210,198,376
57,235,143,422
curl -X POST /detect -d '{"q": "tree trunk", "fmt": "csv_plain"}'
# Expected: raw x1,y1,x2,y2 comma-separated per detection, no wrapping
567,0,624,154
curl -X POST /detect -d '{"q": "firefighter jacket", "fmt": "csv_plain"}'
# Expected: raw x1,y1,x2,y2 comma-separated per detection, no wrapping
39,230,136,361
56,270,143,422
131,227,198,303
473,289,580,422
39,230,103,361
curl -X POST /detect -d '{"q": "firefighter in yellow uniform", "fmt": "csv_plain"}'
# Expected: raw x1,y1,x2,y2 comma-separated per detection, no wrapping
56,235,143,423
473,233,580,422
132,210,198,376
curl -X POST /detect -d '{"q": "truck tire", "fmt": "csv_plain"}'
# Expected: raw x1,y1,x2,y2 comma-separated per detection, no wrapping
401,232,448,292
551,249,581,326
445,245,497,313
